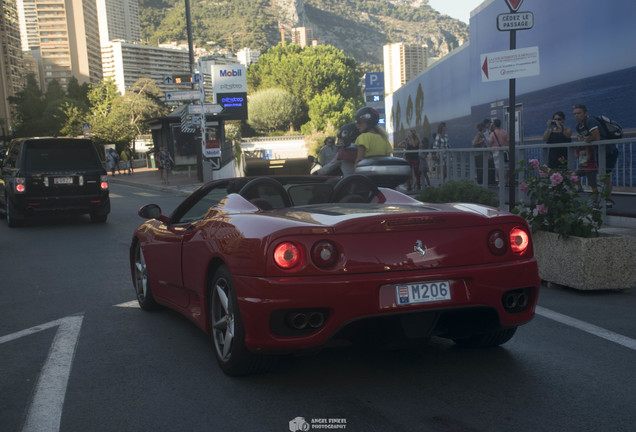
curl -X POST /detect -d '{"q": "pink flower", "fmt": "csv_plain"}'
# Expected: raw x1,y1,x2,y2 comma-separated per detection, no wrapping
536,204,548,214
550,172,564,186
520,182,528,194
570,174,579,183
539,167,549,178
529,159,540,170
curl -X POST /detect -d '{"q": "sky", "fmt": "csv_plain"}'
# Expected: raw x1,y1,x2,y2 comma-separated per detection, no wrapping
428,0,486,24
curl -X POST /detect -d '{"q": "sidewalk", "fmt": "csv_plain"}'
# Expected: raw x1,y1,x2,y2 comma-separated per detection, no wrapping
108,166,203,196
109,167,636,238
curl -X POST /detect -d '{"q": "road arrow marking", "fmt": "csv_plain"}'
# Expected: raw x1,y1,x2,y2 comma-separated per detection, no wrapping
1,315,84,432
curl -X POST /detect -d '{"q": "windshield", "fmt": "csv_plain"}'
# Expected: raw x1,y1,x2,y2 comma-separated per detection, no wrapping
25,140,103,171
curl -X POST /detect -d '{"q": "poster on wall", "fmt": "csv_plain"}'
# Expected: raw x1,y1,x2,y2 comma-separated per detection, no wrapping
480,47,540,82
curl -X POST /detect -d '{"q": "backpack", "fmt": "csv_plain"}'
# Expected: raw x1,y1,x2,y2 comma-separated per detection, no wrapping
595,115,623,140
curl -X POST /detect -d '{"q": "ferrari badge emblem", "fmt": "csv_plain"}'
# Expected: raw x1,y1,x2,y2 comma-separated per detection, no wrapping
414,240,427,257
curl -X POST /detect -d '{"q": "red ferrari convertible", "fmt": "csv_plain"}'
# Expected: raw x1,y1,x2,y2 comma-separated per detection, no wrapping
130,175,540,375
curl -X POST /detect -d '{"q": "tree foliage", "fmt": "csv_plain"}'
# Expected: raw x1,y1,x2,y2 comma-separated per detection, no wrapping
8,74,89,137
248,88,304,133
302,92,357,135
248,44,363,134
88,78,169,151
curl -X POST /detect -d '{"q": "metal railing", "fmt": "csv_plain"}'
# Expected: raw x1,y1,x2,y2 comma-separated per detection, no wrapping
394,137,635,210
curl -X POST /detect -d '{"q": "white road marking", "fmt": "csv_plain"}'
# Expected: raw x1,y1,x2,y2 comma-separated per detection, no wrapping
22,315,84,432
0,315,84,432
536,306,636,350
114,300,140,308
0,319,66,344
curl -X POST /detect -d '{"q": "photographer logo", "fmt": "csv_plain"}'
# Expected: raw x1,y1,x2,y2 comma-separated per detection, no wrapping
289,417,347,430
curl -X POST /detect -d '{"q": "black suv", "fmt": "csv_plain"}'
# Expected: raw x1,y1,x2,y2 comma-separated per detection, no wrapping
0,137,110,227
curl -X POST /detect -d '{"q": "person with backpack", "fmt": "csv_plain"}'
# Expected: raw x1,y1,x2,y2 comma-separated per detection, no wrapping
573,104,620,205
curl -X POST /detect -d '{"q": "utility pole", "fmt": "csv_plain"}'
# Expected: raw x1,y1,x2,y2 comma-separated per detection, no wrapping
184,0,203,182
508,29,516,211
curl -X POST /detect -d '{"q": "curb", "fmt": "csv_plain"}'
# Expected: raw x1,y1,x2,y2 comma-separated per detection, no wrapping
109,177,199,196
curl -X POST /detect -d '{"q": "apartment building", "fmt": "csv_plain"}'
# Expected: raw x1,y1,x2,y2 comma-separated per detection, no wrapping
96,0,141,46
290,27,313,48
18,0,102,90
16,0,39,51
101,40,191,95
237,47,260,67
383,43,428,95
1,0,26,134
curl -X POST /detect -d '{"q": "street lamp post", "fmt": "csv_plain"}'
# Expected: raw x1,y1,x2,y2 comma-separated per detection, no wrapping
184,0,203,182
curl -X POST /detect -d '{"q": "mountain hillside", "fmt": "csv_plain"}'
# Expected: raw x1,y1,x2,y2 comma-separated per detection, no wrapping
139,0,469,66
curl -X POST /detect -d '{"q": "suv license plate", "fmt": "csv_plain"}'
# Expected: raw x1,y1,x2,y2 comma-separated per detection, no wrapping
54,177,73,184
396,281,451,306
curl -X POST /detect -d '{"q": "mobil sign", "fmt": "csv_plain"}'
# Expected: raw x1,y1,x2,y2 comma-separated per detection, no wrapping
211,64,247,94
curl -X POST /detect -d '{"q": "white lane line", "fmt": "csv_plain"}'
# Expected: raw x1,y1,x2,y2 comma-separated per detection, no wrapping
536,306,636,350
114,300,139,308
0,315,85,432
0,319,65,344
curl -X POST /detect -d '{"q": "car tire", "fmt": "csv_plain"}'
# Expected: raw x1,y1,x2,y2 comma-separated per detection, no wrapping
133,243,160,310
209,265,278,376
453,327,517,348
6,198,24,228
90,212,108,223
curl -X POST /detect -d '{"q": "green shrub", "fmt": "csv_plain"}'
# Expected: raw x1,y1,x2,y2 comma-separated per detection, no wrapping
416,180,499,207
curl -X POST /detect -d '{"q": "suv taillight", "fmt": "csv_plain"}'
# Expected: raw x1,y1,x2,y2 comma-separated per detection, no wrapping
15,177,26,193
100,175,109,190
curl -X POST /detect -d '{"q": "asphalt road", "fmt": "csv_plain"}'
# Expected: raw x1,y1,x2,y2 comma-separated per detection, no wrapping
1,183,634,432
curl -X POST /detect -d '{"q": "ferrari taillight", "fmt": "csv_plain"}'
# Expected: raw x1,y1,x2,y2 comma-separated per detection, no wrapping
274,242,303,269
311,240,338,268
487,230,507,256
510,227,530,254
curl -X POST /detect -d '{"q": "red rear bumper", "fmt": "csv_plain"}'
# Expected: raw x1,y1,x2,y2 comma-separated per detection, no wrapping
233,259,540,352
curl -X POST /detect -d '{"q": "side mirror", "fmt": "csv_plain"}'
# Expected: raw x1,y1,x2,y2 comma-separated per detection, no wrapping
138,204,169,222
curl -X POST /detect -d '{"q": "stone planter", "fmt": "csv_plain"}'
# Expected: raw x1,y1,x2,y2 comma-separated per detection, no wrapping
532,231,636,290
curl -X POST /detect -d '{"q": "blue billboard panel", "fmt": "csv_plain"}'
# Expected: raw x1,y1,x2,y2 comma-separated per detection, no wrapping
217,92,248,120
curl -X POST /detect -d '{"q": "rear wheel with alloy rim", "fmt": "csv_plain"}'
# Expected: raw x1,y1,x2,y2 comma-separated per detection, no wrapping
209,265,278,376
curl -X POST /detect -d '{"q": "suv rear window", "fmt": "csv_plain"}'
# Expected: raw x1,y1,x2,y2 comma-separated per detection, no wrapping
25,140,103,171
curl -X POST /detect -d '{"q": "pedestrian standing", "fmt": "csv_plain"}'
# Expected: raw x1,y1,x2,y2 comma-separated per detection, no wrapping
121,146,132,175
573,104,619,206
107,149,118,176
472,122,488,184
157,146,174,184
489,119,509,185
542,111,572,168
432,122,450,181
399,129,422,191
